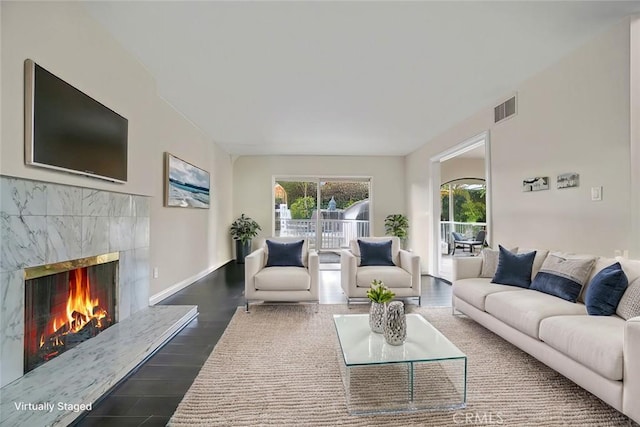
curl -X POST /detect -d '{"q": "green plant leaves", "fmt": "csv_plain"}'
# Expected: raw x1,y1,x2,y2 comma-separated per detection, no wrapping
384,214,409,240
366,279,395,303
229,214,261,243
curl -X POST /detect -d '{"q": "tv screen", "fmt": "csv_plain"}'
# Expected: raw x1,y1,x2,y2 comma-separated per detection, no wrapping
24,59,128,182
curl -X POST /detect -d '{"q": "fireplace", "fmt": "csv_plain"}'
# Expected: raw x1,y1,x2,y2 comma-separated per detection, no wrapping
23,253,119,374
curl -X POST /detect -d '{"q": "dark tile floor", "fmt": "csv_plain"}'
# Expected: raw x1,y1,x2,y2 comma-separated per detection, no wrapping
74,261,452,426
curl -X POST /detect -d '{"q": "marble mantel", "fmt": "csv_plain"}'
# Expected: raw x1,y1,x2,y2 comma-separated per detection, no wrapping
0,175,151,387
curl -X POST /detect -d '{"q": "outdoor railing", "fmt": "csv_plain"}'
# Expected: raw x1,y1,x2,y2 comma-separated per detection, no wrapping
276,219,370,249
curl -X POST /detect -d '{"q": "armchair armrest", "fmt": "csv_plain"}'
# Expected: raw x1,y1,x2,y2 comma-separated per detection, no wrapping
244,248,265,293
308,250,320,299
340,250,357,295
452,257,483,281
624,316,640,423
399,249,421,292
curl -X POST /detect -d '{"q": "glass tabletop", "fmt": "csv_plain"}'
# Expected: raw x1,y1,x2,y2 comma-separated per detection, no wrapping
333,313,466,366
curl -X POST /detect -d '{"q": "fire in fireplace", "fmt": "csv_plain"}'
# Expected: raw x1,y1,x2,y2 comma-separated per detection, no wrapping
24,254,118,373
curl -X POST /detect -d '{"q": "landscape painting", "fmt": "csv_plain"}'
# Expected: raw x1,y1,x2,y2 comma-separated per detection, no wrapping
165,153,210,208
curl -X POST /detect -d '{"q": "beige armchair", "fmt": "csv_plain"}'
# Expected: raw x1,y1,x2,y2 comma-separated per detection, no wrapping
340,236,421,306
245,237,319,312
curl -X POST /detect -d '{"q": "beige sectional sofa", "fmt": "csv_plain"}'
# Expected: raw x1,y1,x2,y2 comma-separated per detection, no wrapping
452,251,640,424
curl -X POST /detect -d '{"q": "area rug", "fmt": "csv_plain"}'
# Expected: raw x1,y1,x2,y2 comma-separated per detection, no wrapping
168,305,632,426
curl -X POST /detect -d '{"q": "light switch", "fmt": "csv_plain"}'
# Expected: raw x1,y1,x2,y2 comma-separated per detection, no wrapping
591,186,602,201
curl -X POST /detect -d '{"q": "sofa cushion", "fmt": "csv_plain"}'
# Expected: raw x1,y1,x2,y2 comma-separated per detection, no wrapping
491,245,536,288
480,246,518,278
264,237,308,267
350,237,400,266
581,257,617,302
584,262,628,316
254,267,310,291
356,266,412,288
358,239,395,266
485,289,587,339
265,239,305,267
530,254,596,303
617,277,640,320
617,257,640,283
518,248,550,280
453,278,527,311
539,315,625,381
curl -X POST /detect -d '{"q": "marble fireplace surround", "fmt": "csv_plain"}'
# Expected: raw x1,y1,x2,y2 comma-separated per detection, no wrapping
0,175,152,386
0,176,199,426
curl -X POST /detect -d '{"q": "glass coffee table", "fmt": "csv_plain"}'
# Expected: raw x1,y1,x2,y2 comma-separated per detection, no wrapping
333,313,467,415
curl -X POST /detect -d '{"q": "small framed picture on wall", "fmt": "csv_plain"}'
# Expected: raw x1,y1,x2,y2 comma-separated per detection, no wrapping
522,177,549,192
557,173,579,189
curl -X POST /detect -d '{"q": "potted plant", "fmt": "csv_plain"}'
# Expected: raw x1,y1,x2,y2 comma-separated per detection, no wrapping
384,214,409,248
229,214,261,264
367,279,395,333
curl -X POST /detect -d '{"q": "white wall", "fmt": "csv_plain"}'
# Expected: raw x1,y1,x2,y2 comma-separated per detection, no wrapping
0,2,233,299
232,155,405,251
440,157,485,185
631,16,640,260
407,18,634,273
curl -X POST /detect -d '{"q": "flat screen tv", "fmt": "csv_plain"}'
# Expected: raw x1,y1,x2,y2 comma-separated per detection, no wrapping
24,59,128,183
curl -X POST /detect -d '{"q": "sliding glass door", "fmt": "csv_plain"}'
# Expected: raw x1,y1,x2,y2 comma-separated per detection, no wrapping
274,178,370,251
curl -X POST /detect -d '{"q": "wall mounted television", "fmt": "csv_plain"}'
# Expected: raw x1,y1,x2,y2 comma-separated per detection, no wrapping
24,59,128,183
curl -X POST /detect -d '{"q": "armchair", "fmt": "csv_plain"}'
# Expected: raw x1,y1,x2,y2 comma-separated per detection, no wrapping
244,237,319,312
340,237,421,306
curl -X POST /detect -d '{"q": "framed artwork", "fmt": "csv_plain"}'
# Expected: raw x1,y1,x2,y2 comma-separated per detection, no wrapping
522,177,549,192
557,173,579,189
164,152,210,208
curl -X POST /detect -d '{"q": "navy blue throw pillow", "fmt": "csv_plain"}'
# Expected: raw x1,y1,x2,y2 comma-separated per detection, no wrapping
584,262,628,316
358,240,395,267
491,245,536,288
265,240,304,267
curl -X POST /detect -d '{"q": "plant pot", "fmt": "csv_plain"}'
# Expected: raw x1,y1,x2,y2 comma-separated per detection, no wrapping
369,302,386,333
384,301,406,345
235,240,252,264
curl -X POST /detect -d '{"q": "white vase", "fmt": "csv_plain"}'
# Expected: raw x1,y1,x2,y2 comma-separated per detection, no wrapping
384,301,406,345
369,302,385,333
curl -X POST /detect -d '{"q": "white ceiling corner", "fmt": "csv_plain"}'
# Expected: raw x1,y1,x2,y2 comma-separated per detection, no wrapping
83,1,640,156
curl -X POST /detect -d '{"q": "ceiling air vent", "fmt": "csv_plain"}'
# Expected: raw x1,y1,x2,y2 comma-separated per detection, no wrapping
494,95,517,123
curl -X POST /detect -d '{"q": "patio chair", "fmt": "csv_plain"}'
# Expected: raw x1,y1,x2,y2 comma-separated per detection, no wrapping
452,230,486,255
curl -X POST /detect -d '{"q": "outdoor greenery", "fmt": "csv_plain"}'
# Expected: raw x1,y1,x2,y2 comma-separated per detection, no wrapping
384,214,409,241
290,196,316,219
366,280,395,303
441,183,486,223
229,214,261,243
319,182,369,209
276,181,369,218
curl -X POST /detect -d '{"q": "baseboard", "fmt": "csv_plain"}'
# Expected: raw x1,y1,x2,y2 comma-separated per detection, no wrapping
148,261,229,305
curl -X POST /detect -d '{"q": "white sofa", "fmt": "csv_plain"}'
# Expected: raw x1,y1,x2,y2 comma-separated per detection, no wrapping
340,236,421,306
244,237,319,311
452,250,640,424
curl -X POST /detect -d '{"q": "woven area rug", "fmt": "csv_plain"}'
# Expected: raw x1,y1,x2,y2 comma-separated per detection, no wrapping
168,305,632,426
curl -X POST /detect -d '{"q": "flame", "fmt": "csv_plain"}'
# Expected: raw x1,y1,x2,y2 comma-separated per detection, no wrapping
65,269,103,332
39,268,108,349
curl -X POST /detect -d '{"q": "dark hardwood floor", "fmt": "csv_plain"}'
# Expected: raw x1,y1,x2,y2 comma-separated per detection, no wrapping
75,261,452,426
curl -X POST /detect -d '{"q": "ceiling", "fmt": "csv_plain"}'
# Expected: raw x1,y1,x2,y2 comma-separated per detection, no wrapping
83,1,640,157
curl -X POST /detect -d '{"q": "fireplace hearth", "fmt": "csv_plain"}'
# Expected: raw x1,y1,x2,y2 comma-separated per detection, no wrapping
24,253,118,373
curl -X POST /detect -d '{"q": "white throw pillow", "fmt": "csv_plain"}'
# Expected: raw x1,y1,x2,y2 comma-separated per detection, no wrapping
480,247,517,278
617,277,640,320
